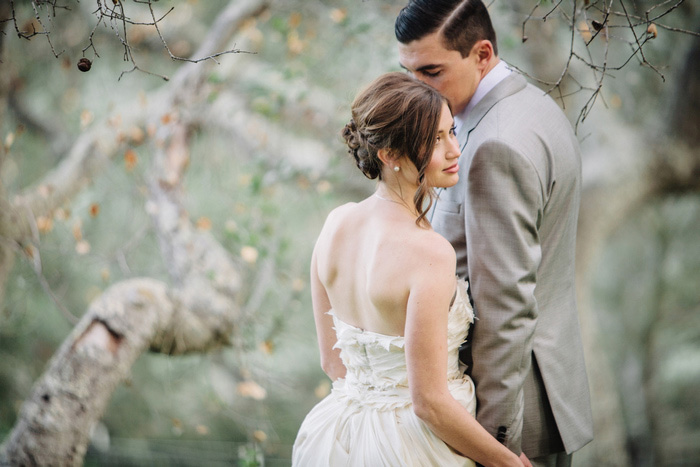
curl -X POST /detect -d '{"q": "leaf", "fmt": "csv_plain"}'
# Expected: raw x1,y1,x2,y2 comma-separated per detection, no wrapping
36,216,53,234
237,380,267,400
647,23,658,38
314,380,331,399
4,132,14,150
80,110,94,129
72,221,83,241
24,245,35,259
128,126,145,145
238,173,252,187
259,340,274,355
241,246,259,264
108,114,122,128
296,175,311,191
287,30,304,54
330,9,347,24
316,180,332,194
75,240,91,255
55,207,70,220
38,184,54,199
225,219,238,233
196,216,212,231
579,21,592,42
610,95,622,109
292,277,305,292
289,12,302,29
124,149,138,171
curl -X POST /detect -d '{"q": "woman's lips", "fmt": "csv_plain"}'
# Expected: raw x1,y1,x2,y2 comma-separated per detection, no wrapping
444,163,459,174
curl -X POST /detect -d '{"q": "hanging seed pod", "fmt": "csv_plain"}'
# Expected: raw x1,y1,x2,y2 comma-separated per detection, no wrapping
77,58,92,72
647,23,658,39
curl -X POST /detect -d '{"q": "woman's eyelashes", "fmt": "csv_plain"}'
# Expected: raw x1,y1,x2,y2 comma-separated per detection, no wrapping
437,126,457,144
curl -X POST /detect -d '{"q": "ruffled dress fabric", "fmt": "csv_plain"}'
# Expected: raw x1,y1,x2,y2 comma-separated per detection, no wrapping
292,280,476,466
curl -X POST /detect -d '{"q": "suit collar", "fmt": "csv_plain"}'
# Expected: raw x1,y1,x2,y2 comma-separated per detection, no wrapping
456,73,527,147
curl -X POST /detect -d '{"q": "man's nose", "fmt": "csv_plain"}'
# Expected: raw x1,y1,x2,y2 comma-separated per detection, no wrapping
411,73,427,83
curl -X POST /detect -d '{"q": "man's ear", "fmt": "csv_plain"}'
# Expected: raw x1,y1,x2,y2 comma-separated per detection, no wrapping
471,39,494,66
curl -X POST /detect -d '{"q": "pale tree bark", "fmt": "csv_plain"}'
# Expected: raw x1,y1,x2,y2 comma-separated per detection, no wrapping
0,0,15,311
0,0,268,464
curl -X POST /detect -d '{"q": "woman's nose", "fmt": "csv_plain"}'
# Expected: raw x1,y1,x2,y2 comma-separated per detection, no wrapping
448,136,460,157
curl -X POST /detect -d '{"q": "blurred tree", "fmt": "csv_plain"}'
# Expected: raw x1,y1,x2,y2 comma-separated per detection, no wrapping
0,0,272,464
0,0,698,465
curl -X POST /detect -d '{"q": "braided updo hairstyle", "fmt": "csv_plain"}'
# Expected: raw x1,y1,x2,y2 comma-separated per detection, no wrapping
341,72,447,225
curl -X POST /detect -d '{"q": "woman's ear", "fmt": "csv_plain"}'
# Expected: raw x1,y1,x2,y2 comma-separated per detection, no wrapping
377,148,394,167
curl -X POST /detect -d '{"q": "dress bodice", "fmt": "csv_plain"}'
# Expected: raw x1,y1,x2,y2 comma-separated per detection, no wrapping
330,279,473,405
293,279,477,466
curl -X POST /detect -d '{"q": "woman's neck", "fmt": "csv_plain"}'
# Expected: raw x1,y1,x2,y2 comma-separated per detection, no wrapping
374,181,419,217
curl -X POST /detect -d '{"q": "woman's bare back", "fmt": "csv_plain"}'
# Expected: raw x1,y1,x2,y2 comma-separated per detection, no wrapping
313,197,452,336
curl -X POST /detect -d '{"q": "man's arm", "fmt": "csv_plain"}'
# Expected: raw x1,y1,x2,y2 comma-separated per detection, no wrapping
465,139,545,454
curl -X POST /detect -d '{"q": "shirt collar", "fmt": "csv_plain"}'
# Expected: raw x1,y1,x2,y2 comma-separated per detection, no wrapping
454,60,512,129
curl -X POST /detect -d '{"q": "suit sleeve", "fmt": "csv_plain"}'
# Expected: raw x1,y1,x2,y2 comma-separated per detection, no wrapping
465,138,544,454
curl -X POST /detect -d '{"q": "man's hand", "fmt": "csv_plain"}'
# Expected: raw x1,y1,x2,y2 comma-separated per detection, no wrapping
519,452,533,467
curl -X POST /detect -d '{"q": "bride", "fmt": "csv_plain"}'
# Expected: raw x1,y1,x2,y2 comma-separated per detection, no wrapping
292,72,522,466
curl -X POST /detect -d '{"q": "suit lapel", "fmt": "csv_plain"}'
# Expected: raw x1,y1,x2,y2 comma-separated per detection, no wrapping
457,73,528,151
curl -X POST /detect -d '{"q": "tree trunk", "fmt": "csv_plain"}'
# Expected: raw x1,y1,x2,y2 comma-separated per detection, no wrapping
1,279,176,465
0,0,15,310
572,28,700,463
0,0,267,463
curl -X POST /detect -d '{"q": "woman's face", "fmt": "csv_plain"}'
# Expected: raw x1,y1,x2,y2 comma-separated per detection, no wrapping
425,102,460,189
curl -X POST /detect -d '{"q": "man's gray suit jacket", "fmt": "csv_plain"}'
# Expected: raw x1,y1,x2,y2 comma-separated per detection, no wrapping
431,73,594,457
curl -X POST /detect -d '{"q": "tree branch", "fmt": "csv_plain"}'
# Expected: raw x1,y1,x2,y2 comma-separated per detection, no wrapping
0,277,240,465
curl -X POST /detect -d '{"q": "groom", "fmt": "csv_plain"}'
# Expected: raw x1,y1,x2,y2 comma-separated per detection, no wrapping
396,1,593,465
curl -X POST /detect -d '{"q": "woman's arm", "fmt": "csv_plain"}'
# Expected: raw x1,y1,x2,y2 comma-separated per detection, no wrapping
404,236,521,467
310,244,346,381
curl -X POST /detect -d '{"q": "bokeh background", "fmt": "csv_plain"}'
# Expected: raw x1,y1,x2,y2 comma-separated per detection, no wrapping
1,1,698,465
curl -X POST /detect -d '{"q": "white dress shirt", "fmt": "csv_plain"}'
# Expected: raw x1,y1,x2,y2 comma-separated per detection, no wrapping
454,60,512,131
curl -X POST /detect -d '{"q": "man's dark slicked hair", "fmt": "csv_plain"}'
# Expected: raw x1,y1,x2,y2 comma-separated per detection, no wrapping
395,0,498,57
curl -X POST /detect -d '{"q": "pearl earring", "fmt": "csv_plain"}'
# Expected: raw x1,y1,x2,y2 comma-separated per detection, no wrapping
394,166,400,172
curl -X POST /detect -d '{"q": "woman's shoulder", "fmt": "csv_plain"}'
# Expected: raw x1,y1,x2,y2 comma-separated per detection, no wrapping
320,202,359,230
403,227,456,270
327,201,359,218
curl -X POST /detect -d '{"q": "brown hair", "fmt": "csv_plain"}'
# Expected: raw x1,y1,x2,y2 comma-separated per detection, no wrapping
342,72,446,225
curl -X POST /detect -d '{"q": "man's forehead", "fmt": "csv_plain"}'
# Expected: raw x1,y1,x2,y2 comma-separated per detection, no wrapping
398,35,457,69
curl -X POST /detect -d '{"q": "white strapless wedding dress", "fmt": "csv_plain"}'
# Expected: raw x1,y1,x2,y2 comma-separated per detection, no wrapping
292,280,477,466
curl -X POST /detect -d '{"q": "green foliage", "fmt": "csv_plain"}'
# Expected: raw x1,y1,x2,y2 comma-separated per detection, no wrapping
1,0,699,465
593,195,700,463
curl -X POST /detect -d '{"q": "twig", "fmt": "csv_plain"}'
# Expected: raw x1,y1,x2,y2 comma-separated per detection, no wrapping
145,1,252,66
15,202,79,325
619,0,665,81
7,0,260,81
